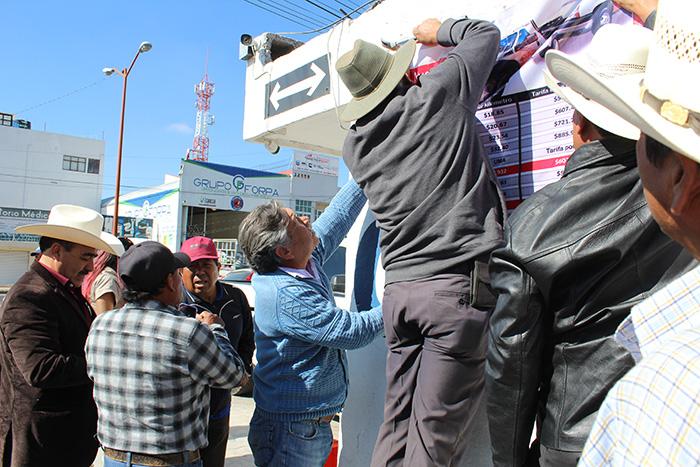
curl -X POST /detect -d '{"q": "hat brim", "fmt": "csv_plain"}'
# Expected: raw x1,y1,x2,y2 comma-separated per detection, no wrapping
340,39,417,123
547,50,700,163
15,224,124,256
543,66,639,140
173,252,191,269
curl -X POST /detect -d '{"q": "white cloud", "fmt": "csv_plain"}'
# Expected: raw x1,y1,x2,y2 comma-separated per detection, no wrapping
166,123,193,134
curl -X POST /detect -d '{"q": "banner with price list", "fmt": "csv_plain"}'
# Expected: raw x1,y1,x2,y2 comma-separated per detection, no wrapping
410,0,638,210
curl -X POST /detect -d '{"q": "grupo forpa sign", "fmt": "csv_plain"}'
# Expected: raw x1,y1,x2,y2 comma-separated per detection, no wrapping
181,159,289,211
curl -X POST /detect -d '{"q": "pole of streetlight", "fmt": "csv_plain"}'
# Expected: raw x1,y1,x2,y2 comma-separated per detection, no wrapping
112,69,128,235
109,43,149,236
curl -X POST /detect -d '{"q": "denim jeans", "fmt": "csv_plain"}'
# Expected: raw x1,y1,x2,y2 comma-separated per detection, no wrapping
103,452,203,467
247,409,333,467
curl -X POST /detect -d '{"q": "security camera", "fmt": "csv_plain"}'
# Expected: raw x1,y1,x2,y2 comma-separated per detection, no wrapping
241,34,253,46
264,140,280,155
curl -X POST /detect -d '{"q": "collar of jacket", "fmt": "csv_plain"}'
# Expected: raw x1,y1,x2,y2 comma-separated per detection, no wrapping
563,137,637,178
29,261,94,328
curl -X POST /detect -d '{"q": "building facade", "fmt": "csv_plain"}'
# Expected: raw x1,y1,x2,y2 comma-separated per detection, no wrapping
0,123,105,285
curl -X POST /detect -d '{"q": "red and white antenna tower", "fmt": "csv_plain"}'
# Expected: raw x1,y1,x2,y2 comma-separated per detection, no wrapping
186,56,215,161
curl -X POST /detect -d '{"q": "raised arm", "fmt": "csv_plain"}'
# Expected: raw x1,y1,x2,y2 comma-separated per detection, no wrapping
415,17,501,110
276,282,383,350
312,179,366,263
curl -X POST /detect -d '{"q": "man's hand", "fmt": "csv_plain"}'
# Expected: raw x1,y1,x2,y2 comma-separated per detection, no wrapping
613,0,657,22
238,372,251,389
196,311,224,326
413,18,442,46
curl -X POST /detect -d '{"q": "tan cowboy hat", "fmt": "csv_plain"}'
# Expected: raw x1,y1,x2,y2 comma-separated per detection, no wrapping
544,24,653,140
336,38,416,122
16,204,124,256
546,0,700,162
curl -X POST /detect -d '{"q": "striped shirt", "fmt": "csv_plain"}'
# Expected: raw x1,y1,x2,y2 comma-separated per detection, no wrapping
85,300,244,454
580,265,700,465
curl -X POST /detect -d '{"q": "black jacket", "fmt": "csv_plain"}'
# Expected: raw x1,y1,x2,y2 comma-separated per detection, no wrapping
183,282,254,418
486,138,696,465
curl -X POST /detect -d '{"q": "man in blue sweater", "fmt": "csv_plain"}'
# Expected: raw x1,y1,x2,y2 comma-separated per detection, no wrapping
238,180,384,467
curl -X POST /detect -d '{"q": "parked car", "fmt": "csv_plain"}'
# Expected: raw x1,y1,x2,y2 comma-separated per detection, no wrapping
221,268,256,308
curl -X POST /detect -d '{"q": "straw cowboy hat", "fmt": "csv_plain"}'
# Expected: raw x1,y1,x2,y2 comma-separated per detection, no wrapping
544,24,653,140
545,0,700,162
336,38,416,122
16,204,124,256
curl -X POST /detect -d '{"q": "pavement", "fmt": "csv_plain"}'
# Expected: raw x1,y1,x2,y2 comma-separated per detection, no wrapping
94,393,340,466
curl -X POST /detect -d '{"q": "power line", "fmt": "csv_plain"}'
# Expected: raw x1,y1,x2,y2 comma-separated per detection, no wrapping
242,0,319,29
251,0,326,28
274,0,377,35
284,0,340,23
13,78,108,117
302,0,343,19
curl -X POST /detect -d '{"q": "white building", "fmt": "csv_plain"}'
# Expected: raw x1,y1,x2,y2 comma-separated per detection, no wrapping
0,122,105,286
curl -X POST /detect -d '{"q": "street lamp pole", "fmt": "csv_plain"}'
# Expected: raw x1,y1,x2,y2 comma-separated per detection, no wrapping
103,41,152,235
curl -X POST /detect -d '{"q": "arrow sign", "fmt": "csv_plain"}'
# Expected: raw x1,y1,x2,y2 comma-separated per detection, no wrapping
270,63,326,111
265,56,330,118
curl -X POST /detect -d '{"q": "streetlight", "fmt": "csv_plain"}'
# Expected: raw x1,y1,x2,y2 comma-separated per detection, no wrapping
103,41,152,235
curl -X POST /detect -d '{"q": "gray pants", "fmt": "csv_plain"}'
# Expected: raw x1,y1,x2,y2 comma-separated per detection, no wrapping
371,274,489,467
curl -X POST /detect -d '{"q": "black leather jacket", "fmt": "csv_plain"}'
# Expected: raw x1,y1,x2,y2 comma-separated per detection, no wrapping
485,138,696,466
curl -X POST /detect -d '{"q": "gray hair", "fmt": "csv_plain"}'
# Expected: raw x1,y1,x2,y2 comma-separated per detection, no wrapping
238,201,291,273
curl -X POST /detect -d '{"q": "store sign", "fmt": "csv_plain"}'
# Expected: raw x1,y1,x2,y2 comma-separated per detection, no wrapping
0,207,50,242
181,160,289,211
293,151,339,177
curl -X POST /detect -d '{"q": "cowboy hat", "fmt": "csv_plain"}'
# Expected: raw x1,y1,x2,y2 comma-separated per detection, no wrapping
336,38,416,122
546,0,700,162
544,24,652,140
16,204,124,256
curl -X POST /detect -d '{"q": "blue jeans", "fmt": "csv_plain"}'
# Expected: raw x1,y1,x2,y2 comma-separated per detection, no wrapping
247,409,333,467
104,452,203,467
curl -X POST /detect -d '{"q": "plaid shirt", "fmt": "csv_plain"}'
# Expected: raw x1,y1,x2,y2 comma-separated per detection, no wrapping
580,265,700,466
85,300,244,454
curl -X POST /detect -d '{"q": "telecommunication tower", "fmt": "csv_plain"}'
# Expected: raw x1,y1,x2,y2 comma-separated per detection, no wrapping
185,69,215,161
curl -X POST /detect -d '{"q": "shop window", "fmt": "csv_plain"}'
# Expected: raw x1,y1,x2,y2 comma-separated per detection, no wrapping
295,199,313,218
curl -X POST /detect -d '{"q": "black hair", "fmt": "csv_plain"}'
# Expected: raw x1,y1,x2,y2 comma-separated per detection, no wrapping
644,135,674,167
39,236,76,252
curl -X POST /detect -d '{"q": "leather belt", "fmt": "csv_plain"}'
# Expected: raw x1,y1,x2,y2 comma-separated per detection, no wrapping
317,414,335,423
104,448,200,466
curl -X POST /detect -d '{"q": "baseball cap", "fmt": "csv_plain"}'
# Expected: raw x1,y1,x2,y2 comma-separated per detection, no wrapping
180,236,219,263
119,241,190,293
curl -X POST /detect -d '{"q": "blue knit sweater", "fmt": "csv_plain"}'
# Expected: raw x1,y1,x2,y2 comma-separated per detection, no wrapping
252,181,384,421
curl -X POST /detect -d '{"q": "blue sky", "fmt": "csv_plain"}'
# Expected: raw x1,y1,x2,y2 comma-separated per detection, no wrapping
2,1,346,199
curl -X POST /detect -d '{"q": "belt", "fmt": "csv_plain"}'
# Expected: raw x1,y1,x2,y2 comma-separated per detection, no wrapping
104,448,200,466
316,414,335,423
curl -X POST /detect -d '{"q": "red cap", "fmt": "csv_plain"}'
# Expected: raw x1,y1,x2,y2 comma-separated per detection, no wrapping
180,236,219,262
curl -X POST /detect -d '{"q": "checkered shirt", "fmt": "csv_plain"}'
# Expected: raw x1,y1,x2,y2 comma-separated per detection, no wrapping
85,300,244,454
580,265,700,466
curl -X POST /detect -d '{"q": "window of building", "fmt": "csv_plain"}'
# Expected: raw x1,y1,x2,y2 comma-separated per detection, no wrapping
295,199,313,218
87,158,100,174
62,155,87,173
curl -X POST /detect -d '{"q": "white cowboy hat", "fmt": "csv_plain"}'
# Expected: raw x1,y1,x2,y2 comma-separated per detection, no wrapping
545,0,700,162
544,23,653,140
16,204,124,256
